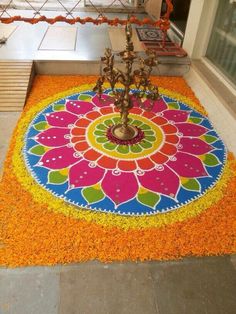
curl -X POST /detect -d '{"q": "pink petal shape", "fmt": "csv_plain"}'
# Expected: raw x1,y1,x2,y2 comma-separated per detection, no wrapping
38,146,79,170
175,123,208,137
35,127,70,147
152,97,168,113
167,152,208,178
101,171,139,205
162,109,190,122
137,166,180,199
46,111,78,128
179,138,213,155
66,100,95,115
131,96,168,113
69,160,105,188
131,95,142,108
92,94,114,107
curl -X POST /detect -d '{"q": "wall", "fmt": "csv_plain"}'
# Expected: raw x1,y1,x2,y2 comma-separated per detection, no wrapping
145,0,162,19
183,0,219,58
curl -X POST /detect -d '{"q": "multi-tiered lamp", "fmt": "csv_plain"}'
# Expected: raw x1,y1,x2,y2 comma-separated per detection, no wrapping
93,20,160,141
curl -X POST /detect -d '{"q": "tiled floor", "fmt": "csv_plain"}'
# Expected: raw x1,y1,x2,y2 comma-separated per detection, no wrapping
1,257,236,314
0,10,236,314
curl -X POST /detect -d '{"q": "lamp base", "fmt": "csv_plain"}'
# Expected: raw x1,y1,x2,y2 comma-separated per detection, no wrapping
111,124,138,141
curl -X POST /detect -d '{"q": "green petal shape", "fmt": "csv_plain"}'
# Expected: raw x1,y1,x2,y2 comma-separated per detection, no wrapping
203,154,220,166
140,124,151,130
117,145,129,154
53,104,65,111
104,119,114,127
145,136,156,142
130,144,142,153
48,171,68,184
112,117,120,124
33,121,49,131
94,130,105,136
137,191,160,208
144,130,155,135
82,186,105,204
182,178,200,192
130,120,143,127
103,142,117,151
189,117,202,124
78,94,91,101
29,145,46,156
96,136,108,143
96,124,107,131
139,141,152,149
168,102,179,109
204,135,217,144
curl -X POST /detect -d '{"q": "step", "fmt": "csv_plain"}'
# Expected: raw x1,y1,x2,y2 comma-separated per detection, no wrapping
34,58,191,76
0,61,34,112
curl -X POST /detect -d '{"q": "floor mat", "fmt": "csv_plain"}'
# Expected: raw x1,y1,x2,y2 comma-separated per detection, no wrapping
0,75,235,267
143,41,187,57
135,27,187,57
136,27,171,42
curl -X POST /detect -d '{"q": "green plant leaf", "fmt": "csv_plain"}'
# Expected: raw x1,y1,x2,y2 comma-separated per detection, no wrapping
203,153,220,166
82,186,105,204
33,121,49,131
137,190,160,208
48,170,68,184
182,178,200,192
29,145,46,156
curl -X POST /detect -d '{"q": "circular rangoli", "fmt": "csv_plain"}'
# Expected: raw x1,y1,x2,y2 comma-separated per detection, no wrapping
24,88,226,216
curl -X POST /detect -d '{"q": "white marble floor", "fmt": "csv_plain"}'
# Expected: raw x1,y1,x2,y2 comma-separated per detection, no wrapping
0,10,146,60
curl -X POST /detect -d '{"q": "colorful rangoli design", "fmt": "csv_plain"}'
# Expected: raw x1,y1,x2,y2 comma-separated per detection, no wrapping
1,76,235,267
24,88,226,216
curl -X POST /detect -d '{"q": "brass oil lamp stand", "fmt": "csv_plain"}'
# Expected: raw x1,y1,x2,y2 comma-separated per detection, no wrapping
94,20,160,141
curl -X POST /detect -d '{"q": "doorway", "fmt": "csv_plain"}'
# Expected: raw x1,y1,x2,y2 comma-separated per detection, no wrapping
162,0,191,44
